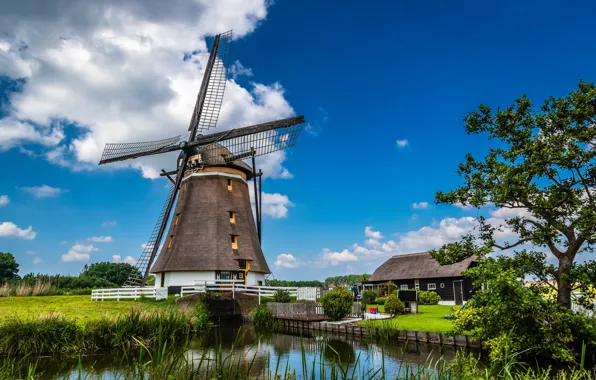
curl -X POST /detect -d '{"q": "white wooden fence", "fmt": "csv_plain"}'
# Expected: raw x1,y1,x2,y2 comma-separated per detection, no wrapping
91,287,168,301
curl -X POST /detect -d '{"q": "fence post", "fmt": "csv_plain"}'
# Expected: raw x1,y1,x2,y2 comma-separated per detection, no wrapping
233,281,235,299
258,288,261,305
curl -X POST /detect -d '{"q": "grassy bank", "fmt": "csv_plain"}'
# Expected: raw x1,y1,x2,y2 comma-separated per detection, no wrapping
361,305,456,333
0,295,172,322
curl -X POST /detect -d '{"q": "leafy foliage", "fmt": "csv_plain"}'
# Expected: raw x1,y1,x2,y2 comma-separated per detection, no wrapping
361,290,377,306
266,279,324,288
193,301,211,332
431,80,596,308
453,258,596,363
252,305,275,331
81,262,141,287
384,295,404,316
418,290,442,305
321,288,354,321
325,274,370,286
272,289,291,303
0,252,19,282
375,297,387,305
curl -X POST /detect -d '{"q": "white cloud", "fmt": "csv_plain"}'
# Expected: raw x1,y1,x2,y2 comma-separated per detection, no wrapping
0,221,37,239
364,226,382,240
274,253,305,269
396,139,408,148
88,235,113,243
454,202,473,210
62,244,97,262
26,250,36,255
112,254,137,265
320,249,358,266
412,201,430,210
229,60,253,79
101,220,117,227
248,186,294,219
33,257,43,264
20,185,65,198
0,1,299,181
0,195,9,207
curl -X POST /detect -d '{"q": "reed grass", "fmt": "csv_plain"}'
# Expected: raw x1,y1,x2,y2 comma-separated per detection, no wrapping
0,279,56,297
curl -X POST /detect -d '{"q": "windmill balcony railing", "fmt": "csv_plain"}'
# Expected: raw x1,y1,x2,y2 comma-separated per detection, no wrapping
180,280,318,303
91,287,168,301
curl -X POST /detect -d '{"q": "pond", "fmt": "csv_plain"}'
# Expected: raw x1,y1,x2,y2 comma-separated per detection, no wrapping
15,324,480,379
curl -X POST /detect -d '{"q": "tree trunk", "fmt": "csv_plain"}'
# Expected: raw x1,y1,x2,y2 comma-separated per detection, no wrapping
557,256,573,308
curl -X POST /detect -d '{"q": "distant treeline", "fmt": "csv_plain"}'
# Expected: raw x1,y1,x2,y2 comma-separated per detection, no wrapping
267,274,370,288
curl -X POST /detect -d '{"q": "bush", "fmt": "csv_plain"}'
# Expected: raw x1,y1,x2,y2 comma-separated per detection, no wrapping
321,288,353,321
68,288,92,296
375,297,387,305
361,290,377,306
252,305,275,331
384,295,404,316
193,301,211,331
272,289,291,303
418,290,441,305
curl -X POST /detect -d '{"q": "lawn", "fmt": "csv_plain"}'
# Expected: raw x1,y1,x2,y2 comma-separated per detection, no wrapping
360,304,458,333
0,295,173,323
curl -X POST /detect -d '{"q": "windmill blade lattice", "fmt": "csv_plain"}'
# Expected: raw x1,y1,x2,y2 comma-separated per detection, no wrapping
123,182,177,287
99,135,182,165
204,122,303,163
188,30,232,136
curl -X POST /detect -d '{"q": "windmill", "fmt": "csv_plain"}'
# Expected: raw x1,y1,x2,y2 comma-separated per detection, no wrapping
99,31,304,289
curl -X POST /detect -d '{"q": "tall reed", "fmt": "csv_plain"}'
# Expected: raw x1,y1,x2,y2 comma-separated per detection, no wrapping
0,279,56,297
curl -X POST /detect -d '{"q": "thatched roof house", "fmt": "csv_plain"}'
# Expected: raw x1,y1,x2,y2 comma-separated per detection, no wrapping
366,252,477,305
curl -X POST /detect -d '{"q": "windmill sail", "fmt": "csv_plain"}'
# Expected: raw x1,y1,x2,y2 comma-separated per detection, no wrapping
188,31,233,137
124,182,177,287
99,135,181,165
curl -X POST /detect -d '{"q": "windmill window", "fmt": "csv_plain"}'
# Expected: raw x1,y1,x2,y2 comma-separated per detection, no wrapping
227,179,233,191
174,214,180,226
238,260,247,270
167,236,174,248
229,211,236,224
427,283,437,290
231,235,238,250
400,284,408,290
183,183,188,192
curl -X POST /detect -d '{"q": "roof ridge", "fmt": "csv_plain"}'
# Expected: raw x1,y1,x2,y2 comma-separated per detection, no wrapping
390,252,429,258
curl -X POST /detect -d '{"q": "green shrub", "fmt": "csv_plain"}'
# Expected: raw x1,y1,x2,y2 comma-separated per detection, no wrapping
193,301,211,332
321,288,353,321
375,297,387,305
272,289,291,303
384,295,404,316
68,288,92,296
252,305,275,331
361,290,377,306
418,290,441,305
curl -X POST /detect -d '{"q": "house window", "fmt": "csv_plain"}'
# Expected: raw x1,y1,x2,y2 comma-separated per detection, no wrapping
428,283,437,290
183,182,187,192
400,284,408,290
231,235,238,250
415,280,420,290
440,283,445,289
229,211,236,224
167,236,174,248
216,271,232,280
227,179,233,191
174,214,180,225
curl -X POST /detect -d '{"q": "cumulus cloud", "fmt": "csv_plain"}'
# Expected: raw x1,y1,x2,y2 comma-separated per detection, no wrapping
274,253,305,269
101,220,117,227
112,254,137,265
364,226,382,240
248,186,294,219
0,0,300,180
396,139,408,148
0,195,9,207
88,236,113,243
412,201,429,210
20,185,66,198
320,249,358,266
62,243,97,262
0,221,36,239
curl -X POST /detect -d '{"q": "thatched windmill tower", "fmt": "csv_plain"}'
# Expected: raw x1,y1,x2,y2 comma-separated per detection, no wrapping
98,31,304,291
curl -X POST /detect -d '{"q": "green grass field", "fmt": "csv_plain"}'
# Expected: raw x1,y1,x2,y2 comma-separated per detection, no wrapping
0,295,173,322
361,304,458,333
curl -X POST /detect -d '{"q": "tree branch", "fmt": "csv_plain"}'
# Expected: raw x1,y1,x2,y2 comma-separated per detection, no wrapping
492,238,533,250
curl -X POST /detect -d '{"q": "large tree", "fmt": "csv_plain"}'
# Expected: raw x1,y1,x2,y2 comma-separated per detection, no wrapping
0,252,19,281
80,262,140,287
431,81,596,308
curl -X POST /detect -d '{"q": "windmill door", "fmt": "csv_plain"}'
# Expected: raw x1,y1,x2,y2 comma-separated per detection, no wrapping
453,280,464,305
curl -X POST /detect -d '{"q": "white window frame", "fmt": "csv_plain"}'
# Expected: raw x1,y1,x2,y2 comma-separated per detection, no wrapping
414,279,420,290
427,283,437,290
400,284,408,290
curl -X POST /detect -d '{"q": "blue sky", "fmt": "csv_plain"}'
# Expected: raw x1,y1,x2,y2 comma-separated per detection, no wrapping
0,0,594,280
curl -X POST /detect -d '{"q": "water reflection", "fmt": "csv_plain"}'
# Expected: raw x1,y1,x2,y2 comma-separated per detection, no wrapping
24,325,478,379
